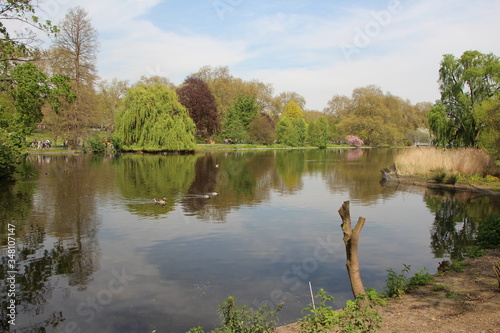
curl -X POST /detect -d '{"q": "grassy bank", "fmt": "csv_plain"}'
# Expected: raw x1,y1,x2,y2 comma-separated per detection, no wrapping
392,147,500,191
394,147,497,176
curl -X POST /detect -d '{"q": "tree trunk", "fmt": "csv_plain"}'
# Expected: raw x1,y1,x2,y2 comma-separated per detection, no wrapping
338,201,366,299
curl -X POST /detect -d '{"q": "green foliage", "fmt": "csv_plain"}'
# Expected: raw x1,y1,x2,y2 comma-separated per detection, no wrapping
299,289,340,333
337,290,385,333
384,264,411,297
445,173,458,185
188,296,283,333
88,136,105,153
110,136,123,152
0,129,23,179
476,214,500,249
115,83,196,151
282,100,304,119
221,95,259,143
334,85,416,146
474,97,500,154
464,246,486,258
408,268,435,287
445,292,462,299
431,169,458,184
299,289,386,333
276,117,307,146
308,117,330,148
429,51,500,148
0,63,73,179
431,284,450,292
430,169,447,183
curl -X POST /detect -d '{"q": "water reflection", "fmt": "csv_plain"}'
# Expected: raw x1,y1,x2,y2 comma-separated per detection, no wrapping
0,150,499,332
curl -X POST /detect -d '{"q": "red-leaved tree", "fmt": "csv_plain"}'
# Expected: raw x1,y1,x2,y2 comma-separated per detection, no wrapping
177,76,220,140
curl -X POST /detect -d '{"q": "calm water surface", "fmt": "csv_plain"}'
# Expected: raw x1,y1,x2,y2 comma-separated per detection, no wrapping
1,149,499,332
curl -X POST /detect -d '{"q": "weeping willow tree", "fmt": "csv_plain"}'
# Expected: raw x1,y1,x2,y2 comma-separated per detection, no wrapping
428,51,500,148
115,83,196,151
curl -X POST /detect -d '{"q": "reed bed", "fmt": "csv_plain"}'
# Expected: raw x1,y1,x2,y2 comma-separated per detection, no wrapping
394,147,494,176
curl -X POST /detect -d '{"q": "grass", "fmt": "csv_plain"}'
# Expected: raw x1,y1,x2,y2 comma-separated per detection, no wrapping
394,147,496,177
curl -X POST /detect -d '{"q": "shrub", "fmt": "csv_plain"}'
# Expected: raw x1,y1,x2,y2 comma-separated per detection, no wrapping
337,289,386,333
384,264,411,297
476,214,500,249
299,289,386,333
430,169,447,183
299,289,340,333
408,268,435,288
111,136,123,152
88,136,105,153
188,296,282,333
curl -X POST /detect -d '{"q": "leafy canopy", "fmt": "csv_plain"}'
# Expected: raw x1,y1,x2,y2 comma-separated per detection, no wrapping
176,76,220,138
429,50,500,148
115,83,196,151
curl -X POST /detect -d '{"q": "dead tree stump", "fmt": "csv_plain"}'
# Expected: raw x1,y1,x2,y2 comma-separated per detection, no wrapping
338,200,367,299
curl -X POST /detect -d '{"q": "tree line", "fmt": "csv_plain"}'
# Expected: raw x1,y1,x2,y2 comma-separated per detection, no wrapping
1,1,499,180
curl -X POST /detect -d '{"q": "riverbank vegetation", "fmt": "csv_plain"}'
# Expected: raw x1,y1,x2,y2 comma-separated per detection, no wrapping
2,0,499,181
394,147,498,178
8,1,500,180
190,228,500,333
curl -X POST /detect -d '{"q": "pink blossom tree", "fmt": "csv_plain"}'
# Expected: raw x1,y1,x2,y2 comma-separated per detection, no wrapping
346,135,364,147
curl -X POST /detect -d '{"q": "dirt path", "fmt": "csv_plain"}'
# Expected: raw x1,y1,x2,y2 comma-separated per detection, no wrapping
274,250,500,333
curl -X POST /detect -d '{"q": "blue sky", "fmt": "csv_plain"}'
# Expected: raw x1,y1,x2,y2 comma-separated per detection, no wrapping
36,0,500,110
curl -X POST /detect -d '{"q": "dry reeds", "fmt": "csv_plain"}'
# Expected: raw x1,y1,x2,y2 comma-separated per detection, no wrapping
394,147,494,176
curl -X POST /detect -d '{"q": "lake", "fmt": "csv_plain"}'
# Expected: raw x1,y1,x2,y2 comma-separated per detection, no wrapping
1,148,499,332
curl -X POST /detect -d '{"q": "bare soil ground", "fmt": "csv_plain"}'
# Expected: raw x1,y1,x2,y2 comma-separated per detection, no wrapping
274,250,500,333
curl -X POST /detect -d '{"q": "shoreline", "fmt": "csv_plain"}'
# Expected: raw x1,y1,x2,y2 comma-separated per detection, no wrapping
274,250,500,332
381,168,500,196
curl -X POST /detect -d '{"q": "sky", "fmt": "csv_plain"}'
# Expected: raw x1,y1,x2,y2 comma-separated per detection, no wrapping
32,0,500,111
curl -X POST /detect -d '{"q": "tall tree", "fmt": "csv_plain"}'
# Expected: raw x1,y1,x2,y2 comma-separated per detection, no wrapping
248,112,276,144
474,96,500,154
308,117,330,148
429,51,500,147
222,95,259,143
43,6,99,147
95,78,129,131
176,76,220,140
269,91,306,121
334,85,423,146
0,1,72,179
115,83,196,151
276,101,307,146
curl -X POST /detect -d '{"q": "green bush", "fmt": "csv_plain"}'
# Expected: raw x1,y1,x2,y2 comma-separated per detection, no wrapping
384,264,411,297
337,289,386,333
111,136,123,152
430,169,447,183
299,288,340,333
477,214,500,249
299,289,386,333
408,268,435,288
187,296,282,333
444,174,458,184
88,136,105,153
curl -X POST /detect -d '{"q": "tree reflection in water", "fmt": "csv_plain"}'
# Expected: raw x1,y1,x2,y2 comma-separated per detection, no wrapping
425,189,499,260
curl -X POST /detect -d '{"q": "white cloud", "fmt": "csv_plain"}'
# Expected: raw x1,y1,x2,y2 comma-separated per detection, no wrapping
33,0,500,110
